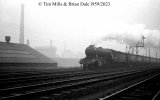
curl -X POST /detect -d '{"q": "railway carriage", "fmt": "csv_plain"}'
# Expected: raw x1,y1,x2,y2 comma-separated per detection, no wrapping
80,45,160,69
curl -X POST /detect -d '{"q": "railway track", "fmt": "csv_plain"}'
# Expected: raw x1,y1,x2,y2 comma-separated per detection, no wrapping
99,70,160,100
0,66,148,80
0,68,159,100
0,68,83,80
0,67,139,89
0,70,104,89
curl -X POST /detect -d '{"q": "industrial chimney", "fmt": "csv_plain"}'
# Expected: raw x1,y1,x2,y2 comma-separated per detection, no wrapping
50,40,53,47
27,40,30,46
19,4,24,44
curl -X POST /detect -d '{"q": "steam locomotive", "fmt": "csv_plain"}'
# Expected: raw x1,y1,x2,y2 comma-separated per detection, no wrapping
79,45,160,69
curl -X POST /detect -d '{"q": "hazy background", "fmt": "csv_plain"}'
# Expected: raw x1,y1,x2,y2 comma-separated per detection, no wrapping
0,0,160,64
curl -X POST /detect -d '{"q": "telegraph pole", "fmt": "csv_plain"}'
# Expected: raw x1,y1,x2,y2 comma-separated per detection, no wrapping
149,48,150,62
126,45,128,53
156,50,157,62
145,48,147,62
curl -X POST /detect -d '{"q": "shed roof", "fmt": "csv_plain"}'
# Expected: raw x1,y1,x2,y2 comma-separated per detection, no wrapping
0,42,56,63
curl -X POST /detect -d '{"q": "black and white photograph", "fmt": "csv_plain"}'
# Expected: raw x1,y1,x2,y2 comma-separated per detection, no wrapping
0,0,160,100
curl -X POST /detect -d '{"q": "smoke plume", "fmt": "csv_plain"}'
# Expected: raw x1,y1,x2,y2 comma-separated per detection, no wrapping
100,24,160,49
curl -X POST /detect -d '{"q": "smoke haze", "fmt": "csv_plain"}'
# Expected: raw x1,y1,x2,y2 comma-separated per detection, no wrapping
100,24,160,49
1,0,160,58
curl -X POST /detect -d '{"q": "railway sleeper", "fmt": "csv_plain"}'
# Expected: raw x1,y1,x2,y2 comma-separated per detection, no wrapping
102,74,160,100
119,96,143,100
3,69,158,100
125,93,150,98
52,85,104,100
85,70,160,99
39,96,52,100
129,91,153,96
51,88,86,100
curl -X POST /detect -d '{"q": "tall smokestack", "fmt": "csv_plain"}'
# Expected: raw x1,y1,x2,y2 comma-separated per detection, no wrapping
50,40,53,47
27,40,30,46
19,4,24,44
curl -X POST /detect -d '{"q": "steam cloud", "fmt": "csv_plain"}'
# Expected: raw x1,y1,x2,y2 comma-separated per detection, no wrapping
102,33,138,46
98,24,160,49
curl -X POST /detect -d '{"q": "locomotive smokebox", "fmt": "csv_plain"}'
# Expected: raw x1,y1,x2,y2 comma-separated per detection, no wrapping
85,45,97,57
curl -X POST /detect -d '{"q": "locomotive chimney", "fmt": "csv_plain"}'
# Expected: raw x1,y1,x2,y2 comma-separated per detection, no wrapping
5,36,11,43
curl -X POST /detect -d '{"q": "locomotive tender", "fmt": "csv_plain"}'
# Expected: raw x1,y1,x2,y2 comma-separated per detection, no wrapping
79,45,160,69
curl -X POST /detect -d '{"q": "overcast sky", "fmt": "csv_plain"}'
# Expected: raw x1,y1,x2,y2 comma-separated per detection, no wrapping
0,0,160,58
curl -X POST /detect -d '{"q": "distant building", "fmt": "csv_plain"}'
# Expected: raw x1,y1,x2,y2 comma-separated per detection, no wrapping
35,40,58,58
35,46,58,58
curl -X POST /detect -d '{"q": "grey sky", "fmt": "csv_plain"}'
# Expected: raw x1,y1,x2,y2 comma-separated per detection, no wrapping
133,0,160,30
0,0,160,58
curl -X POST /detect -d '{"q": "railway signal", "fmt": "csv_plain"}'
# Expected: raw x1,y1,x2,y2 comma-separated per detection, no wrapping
128,35,145,55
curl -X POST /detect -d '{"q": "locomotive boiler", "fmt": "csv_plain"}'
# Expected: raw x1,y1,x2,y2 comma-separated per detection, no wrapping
79,45,160,69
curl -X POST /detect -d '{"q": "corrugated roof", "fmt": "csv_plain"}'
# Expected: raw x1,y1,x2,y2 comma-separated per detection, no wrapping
0,42,56,63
